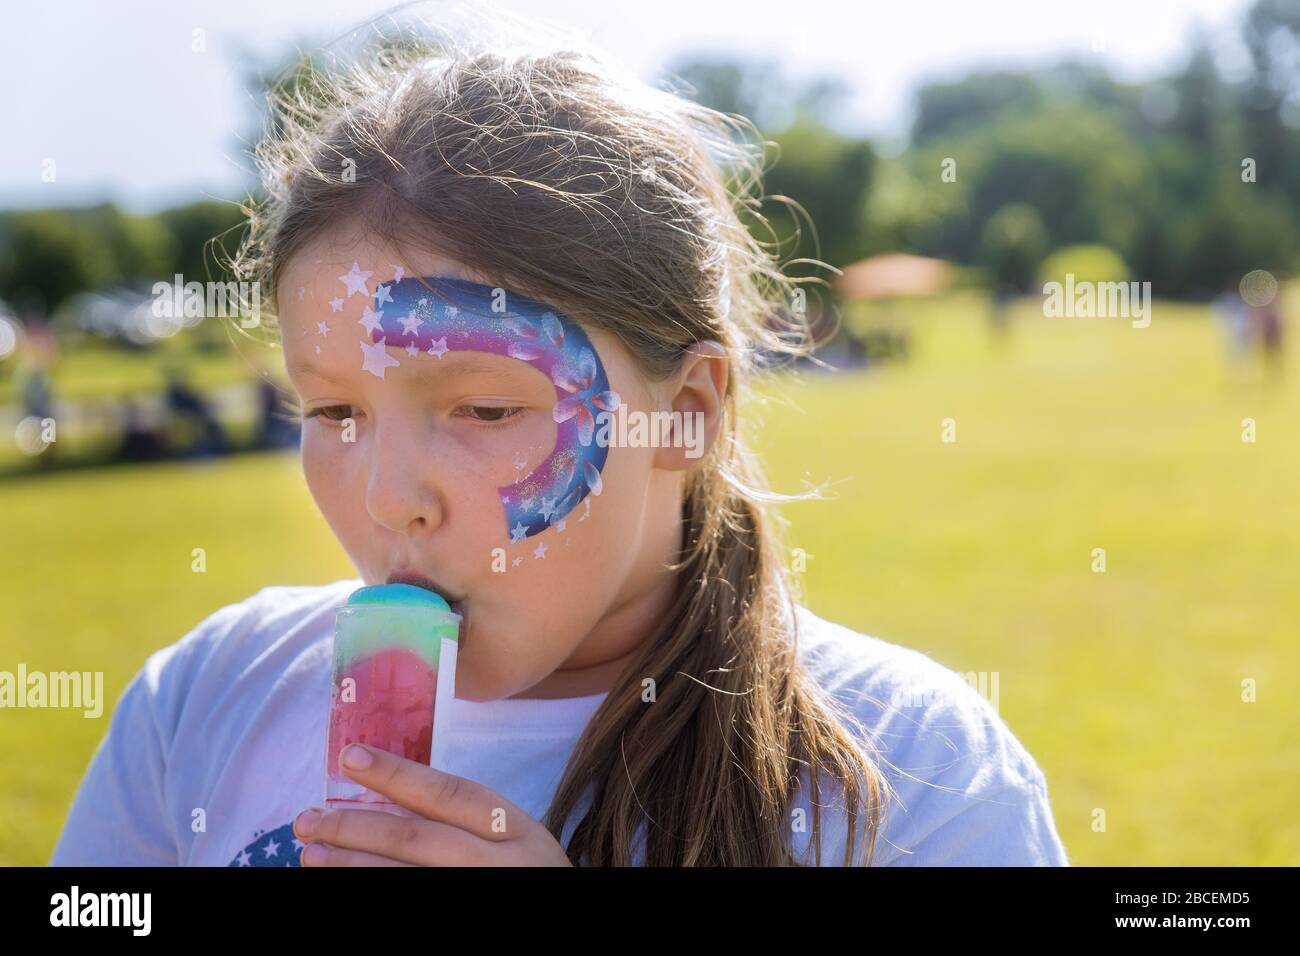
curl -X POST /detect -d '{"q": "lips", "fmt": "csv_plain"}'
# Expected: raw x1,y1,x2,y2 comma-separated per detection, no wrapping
386,569,458,601
386,569,468,637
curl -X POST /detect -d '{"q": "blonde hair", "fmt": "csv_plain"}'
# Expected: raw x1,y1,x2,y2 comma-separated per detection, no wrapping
232,18,888,865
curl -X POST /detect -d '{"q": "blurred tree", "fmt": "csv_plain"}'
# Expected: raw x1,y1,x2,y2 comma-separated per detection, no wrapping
661,56,787,133
158,200,250,283
83,204,175,282
1172,181,1298,297
911,71,1044,145
1239,0,1300,206
763,117,876,270
979,203,1048,293
663,56,871,271
0,210,116,313
1039,244,1130,286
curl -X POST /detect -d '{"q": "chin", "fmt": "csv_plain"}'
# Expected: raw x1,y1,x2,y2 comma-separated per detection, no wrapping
451,647,517,701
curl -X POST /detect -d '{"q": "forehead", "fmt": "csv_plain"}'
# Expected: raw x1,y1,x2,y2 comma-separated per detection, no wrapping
278,229,489,302
275,234,643,394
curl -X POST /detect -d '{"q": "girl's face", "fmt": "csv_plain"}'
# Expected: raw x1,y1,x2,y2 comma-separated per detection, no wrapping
277,228,693,701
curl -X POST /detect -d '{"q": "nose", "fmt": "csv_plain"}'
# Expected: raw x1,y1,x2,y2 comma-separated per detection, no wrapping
364,412,445,536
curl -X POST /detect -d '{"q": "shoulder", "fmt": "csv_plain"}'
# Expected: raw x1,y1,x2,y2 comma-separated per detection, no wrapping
134,579,361,732
791,605,1069,866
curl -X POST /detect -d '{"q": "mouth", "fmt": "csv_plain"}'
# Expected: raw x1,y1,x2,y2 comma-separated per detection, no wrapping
386,570,469,633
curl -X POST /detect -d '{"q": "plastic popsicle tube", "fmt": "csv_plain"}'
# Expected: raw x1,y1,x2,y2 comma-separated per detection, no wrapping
324,583,461,817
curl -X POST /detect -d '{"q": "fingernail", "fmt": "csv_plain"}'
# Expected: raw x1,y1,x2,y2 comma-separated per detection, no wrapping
295,808,322,838
301,844,328,866
342,744,373,770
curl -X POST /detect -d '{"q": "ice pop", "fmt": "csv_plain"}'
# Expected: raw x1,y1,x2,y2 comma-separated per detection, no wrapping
325,583,460,815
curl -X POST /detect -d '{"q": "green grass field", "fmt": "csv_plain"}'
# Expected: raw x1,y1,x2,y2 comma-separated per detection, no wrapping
2,291,1297,865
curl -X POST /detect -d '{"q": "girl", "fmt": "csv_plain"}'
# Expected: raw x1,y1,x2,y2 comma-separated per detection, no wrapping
49,30,1068,867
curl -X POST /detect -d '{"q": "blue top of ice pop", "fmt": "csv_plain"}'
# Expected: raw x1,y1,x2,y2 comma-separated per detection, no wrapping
346,583,451,612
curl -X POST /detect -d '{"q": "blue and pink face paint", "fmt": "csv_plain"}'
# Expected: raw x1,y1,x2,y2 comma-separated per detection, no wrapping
345,270,619,541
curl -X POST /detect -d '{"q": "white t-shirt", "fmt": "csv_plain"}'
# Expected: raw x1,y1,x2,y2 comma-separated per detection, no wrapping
48,578,1069,867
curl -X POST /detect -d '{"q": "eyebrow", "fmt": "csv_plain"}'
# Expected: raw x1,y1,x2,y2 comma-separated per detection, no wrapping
286,351,534,385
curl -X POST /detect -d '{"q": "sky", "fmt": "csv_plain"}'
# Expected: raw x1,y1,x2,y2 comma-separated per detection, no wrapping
0,0,1255,212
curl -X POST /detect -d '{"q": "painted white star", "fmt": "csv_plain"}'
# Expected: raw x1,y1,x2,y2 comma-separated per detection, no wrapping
329,297,344,313
419,298,427,306
360,337,400,379
358,306,384,334
427,336,449,358
315,345,321,354
263,838,281,859
533,542,548,559
400,311,424,336
445,304,459,318
375,283,393,307
510,522,528,542
316,320,331,336
392,265,405,283
512,557,522,567
554,518,566,532
339,261,373,297
539,497,558,521
405,342,421,357
298,287,306,299
522,497,535,511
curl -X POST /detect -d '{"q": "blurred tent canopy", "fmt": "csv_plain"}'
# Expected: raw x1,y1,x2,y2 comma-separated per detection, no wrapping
836,252,956,301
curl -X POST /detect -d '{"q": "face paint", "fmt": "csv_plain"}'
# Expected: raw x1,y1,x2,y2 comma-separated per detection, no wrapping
358,276,619,541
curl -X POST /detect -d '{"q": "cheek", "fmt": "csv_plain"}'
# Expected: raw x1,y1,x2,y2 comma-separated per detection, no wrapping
301,425,358,519
458,413,558,491
503,444,651,590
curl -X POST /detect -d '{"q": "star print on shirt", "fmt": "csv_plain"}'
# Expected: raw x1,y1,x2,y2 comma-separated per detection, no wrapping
228,822,303,867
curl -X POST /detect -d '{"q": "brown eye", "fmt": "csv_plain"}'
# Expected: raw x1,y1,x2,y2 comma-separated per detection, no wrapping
306,405,355,423
461,405,525,423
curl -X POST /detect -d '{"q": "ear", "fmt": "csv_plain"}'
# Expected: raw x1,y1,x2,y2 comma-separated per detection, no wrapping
653,339,729,471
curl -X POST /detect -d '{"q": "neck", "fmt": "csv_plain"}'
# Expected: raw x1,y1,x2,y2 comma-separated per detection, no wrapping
512,482,685,700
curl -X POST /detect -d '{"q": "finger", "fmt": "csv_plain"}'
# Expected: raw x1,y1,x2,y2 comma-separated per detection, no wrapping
297,806,497,867
337,744,526,840
299,842,416,867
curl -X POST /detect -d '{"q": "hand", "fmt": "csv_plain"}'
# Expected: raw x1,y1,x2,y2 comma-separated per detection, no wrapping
293,743,573,866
